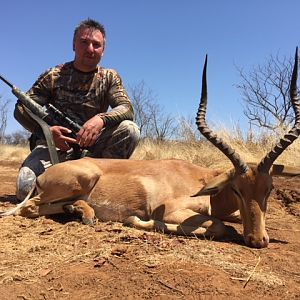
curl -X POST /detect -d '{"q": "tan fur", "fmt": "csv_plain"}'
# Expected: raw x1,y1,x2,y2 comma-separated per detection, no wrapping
3,157,299,248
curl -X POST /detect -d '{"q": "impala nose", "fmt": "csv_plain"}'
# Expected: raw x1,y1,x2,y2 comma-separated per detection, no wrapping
245,233,269,248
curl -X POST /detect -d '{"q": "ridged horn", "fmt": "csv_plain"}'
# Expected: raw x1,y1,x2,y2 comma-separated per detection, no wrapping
196,55,249,174
257,47,300,173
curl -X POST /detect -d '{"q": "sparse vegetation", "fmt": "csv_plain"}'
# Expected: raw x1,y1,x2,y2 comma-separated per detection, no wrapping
1,126,299,169
132,126,300,169
236,53,295,131
0,144,29,162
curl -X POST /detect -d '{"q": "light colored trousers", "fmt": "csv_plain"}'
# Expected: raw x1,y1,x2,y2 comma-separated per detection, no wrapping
16,120,140,200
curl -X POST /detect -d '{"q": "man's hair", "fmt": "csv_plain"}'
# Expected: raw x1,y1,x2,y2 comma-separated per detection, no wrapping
73,18,106,43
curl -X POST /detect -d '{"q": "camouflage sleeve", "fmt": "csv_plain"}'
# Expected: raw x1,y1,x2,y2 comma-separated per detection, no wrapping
14,70,53,133
98,70,134,127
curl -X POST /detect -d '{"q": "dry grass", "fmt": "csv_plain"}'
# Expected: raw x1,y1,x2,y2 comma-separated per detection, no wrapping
132,130,300,170
0,144,29,163
1,127,299,170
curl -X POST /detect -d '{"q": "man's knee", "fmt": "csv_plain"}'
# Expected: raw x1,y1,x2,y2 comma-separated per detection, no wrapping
91,120,140,159
110,120,140,158
16,167,37,201
119,120,140,144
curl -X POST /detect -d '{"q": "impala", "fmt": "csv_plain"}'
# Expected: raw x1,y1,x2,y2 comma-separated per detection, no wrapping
1,50,300,248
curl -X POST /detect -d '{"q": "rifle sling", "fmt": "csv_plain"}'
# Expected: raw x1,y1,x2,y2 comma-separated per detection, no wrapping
25,108,60,165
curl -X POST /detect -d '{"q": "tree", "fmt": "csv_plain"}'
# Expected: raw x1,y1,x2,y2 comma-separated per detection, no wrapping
128,81,153,137
128,81,176,140
0,96,10,143
174,115,201,142
236,53,295,131
5,129,30,145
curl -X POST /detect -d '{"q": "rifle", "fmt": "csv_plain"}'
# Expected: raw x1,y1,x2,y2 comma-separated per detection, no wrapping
0,73,82,164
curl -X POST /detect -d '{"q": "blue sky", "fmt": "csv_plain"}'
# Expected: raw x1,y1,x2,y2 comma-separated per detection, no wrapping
0,0,298,134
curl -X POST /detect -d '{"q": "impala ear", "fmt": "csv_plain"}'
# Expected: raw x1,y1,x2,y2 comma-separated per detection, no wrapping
270,164,300,177
192,169,236,197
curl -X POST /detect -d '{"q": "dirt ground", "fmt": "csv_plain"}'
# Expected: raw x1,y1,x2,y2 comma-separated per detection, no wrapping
0,160,299,300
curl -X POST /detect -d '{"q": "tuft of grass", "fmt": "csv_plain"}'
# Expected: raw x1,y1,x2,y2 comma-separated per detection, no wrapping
0,144,29,163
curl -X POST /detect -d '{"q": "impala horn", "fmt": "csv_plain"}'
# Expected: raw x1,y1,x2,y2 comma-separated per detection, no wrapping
196,55,249,174
257,47,300,173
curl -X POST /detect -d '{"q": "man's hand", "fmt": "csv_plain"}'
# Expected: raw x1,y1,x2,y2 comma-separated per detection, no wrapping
50,126,78,151
76,115,104,148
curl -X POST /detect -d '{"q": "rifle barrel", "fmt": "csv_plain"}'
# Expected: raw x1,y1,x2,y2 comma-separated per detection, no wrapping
0,74,14,89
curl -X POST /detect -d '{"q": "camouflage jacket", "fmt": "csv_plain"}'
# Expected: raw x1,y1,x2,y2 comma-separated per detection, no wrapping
14,62,134,133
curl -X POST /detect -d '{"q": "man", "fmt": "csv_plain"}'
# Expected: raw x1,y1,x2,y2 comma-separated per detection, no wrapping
14,19,140,200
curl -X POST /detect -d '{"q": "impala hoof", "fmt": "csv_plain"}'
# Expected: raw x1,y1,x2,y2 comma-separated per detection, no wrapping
63,204,75,214
82,216,96,226
63,200,96,226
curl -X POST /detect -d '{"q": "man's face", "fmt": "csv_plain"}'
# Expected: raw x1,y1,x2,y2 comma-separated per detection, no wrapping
73,27,105,72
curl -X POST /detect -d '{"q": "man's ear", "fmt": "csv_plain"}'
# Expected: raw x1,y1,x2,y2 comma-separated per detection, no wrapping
192,169,236,197
101,41,106,57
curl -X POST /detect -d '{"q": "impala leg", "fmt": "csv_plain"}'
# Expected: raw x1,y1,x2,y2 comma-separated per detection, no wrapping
13,196,42,218
165,209,234,239
15,197,77,218
125,209,237,239
220,211,241,223
11,197,96,225
64,200,96,225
